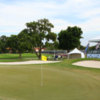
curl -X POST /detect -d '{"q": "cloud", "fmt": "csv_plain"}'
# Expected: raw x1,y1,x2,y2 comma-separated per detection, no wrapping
79,17,100,32
0,0,100,45
51,19,74,32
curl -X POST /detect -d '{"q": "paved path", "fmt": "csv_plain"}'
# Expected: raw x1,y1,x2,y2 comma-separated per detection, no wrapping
73,60,100,68
0,60,60,65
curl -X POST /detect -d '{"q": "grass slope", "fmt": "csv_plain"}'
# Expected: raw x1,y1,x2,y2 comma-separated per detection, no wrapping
0,59,100,100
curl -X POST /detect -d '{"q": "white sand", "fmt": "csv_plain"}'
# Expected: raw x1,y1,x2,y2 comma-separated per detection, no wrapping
73,60,100,68
0,60,60,65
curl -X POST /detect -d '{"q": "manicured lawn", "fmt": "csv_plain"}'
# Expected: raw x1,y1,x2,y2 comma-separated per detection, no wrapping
0,53,53,62
0,59,100,100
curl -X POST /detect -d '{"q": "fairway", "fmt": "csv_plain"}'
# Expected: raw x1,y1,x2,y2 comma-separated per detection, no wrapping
0,60,100,100
0,53,52,62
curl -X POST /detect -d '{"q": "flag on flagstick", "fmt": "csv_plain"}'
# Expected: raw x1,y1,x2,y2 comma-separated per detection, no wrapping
40,55,47,87
41,55,47,61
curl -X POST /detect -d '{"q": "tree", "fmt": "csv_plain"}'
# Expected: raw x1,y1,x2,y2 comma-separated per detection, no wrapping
45,41,58,50
89,45,96,50
7,30,31,58
0,35,8,53
17,30,32,58
79,45,85,50
58,26,83,51
7,35,18,53
26,18,56,59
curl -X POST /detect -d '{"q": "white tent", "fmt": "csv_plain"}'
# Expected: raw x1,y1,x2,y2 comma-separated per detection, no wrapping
68,48,85,59
89,36,100,43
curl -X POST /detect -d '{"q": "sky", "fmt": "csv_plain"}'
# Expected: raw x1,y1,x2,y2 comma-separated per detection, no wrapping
0,0,100,46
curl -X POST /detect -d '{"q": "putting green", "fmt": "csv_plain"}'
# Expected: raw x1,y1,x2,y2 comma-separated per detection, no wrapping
0,60,100,100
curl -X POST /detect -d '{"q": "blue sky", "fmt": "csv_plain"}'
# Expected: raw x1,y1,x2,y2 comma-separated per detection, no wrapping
0,0,100,46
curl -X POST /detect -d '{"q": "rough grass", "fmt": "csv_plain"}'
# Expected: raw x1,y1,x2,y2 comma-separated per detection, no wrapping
0,59,99,100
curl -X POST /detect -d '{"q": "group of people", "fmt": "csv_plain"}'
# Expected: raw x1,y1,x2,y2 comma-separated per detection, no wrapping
54,55,62,60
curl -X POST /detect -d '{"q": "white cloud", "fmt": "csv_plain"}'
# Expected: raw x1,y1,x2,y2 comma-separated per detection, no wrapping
79,17,100,32
79,8,100,19
51,19,74,33
0,0,100,45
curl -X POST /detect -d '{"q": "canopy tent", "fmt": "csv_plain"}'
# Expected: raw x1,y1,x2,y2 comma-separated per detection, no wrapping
89,36,100,43
68,48,85,59
88,36,100,51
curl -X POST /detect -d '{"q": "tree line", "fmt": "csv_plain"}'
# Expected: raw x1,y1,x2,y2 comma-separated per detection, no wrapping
0,18,83,59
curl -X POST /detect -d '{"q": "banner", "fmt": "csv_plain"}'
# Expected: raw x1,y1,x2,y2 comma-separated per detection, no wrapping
85,43,89,53
96,42,100,49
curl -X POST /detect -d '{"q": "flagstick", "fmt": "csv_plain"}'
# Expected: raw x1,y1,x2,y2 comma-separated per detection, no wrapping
41,64,43,87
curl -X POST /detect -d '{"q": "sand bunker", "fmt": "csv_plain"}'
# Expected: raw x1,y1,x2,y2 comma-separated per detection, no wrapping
0,60,60,65
73,60,100,68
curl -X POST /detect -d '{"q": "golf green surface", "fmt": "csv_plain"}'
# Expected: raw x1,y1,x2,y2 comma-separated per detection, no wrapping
0,59,100,100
